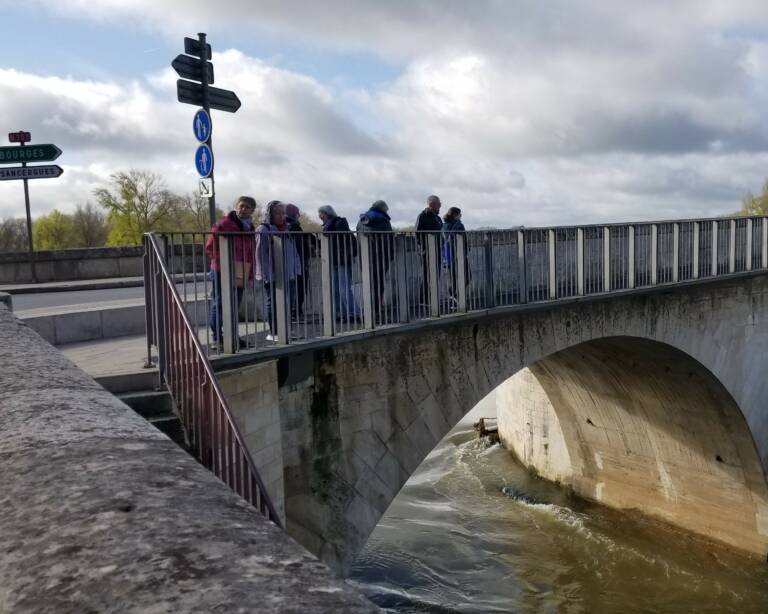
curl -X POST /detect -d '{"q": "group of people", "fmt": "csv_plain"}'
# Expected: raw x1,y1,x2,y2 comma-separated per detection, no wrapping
205,195,466,346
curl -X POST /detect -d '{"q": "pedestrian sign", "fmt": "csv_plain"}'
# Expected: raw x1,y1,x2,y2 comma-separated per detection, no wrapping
193,109,211,143
195,144,213,177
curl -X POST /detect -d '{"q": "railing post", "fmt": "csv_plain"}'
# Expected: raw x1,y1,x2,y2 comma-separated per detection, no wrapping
548,229,556,299
651,224,658,285
763,217,768,269
747,218,753,272
319,233,334,337
484,232,496,308
394,234,410,323
358,233,374,329
271,234,289,343
603,226,610,292
672,222,679,283
577,227,585,295
627,225,635,289
455,233,468,312
219,235,236,354
692,222,699,279
729,219,736,273
153,241,168,390
517,230,527,304
143,235,154,368
427,233,440,317
712,220,718,276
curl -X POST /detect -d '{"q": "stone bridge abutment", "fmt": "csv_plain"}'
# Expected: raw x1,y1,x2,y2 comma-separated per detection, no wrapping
220,275,768,572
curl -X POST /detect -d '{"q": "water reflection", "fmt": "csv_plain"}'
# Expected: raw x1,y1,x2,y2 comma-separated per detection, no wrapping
350,414,768,613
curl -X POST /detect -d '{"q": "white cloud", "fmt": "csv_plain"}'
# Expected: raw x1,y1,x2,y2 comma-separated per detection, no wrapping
3,1,768,228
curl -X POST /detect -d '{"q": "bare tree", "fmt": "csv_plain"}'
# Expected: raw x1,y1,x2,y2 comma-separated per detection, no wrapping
72,202,108,247
0,218,28,253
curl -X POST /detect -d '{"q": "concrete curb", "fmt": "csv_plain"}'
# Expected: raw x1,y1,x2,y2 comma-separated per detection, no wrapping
0,277,144,294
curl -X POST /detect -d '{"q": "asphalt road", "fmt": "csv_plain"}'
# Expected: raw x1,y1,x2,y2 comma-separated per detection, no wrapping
13,282,209,311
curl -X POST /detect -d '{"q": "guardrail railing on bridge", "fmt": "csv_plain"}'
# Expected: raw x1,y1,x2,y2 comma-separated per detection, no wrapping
143,233,281,526
144,215,768,360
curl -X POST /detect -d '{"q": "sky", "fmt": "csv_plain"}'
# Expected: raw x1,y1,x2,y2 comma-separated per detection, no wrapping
1,1,768,229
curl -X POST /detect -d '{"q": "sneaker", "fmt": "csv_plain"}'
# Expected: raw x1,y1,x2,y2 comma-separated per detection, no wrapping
265,334,275,342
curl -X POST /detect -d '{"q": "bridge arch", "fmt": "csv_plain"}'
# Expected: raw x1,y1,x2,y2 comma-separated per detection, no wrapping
223,275,768,572
497,336,768,559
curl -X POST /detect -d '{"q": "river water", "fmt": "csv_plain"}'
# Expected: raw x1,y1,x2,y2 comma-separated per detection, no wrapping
349,401,768,613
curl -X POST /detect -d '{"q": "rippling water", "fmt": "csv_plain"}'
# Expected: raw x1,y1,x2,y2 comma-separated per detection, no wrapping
349,410,768,613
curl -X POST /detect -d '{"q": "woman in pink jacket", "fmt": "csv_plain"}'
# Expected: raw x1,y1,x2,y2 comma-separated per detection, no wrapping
204,196,257,347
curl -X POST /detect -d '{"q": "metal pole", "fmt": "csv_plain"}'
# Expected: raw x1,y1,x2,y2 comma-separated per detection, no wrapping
199,32,217,226
20,142,36,282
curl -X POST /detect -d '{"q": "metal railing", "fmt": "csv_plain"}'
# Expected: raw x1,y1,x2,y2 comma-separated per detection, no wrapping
144,215,768,359
144,233,281,526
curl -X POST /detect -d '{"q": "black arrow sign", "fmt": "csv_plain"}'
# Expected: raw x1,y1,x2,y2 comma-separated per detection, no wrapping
176,79,241,113
172,54,214,84
0,165,63,181
184,37,212,60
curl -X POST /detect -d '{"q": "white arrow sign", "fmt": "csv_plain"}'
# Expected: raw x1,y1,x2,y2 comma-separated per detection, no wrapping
198,177,213,198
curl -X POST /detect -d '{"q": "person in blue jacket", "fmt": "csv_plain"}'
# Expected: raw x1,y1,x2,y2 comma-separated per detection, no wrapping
357,200,394,321
319,204,361,322
442,206,468,309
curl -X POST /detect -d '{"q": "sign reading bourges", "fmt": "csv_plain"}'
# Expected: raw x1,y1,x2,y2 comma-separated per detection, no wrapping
0,144,62,164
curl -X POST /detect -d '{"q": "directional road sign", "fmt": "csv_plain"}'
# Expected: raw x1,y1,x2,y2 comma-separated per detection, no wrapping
177,80,241,113
172,54,214,84
0,165,63,181
198,177,213,197
184,37,212,59
193,109,211,143
195,144,213,177
0,144,62,164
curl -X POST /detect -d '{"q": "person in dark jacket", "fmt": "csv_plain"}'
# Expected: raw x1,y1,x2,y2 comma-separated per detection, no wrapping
415,194,443,309
441,206,468,309
284,203,314,318
357,200,394,322
204,196,257,348
319,205,360,321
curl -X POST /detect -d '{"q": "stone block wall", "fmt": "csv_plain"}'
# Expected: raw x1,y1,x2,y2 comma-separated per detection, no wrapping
217,360,286,524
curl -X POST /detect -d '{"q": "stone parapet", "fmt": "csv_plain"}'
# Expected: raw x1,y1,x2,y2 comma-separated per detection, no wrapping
0,304,377,613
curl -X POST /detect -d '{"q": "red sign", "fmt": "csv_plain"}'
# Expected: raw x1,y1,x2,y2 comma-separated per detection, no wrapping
8,131,31,144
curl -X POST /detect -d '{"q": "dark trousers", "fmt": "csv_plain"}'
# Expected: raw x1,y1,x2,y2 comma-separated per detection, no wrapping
210,271,244,342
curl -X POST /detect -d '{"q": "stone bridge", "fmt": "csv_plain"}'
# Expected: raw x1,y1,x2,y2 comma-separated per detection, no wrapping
215,273,768,572
142,215,768,575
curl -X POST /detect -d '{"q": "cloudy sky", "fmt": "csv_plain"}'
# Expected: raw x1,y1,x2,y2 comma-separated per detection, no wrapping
1,1,767,228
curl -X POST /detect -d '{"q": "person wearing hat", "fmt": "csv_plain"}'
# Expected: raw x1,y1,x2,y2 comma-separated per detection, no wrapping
357,200,394,322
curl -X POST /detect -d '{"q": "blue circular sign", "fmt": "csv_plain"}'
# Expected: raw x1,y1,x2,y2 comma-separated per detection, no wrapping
195,144,213,178
193,109,211,143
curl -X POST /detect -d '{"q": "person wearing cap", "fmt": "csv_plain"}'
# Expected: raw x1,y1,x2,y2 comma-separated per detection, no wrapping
319,205,360,322
415,194,443,310
357,200,394,322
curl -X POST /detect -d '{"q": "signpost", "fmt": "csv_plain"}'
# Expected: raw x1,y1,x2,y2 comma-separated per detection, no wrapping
0,132,64,281
173,33,241,225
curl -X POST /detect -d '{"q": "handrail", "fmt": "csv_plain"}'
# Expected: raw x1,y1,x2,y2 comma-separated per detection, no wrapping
145,233,281,527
